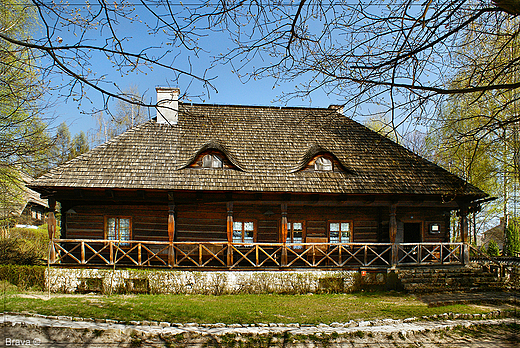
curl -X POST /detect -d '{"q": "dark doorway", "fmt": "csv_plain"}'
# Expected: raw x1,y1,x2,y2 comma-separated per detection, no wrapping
403,223,422,243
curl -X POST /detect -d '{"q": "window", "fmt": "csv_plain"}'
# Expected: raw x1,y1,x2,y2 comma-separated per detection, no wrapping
329,222,351,243
106,217,131,245
233,221,255,243
286,222,304,248
315,156,333,171
202,154,223,168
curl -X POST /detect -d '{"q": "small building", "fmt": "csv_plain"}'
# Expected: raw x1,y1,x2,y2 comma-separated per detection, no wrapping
480,218,506,251
1,172,48,227
31,88,487,269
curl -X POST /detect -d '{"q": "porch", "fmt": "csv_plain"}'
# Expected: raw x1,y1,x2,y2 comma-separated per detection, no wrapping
49,240,466,270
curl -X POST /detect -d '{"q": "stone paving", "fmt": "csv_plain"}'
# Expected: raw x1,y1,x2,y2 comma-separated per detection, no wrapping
1,311,516,338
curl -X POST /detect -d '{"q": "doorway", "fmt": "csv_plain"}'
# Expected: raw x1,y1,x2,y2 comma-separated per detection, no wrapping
403,223,422,243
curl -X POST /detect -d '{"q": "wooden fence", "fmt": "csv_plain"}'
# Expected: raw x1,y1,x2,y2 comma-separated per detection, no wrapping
49,240,465,269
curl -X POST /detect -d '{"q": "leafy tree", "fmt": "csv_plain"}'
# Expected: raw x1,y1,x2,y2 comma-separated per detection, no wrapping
48,123,89,167
51,122,72,166
504,221,520,257
487,239,501,257
0,0,51,177
425,17,519,241
70,131,89,160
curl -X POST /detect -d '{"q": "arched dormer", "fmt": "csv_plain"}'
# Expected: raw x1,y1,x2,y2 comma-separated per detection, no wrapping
181,141,243,171
290,144,353,174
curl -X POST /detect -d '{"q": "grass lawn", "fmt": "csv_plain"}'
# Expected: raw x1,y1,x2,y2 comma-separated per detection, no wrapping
2,289,502,324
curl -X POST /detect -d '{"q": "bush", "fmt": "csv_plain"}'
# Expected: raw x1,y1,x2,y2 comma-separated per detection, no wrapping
0,264,46,290
505,222,520,257
487,239,501,257
0,225,53,265
0,238,45,265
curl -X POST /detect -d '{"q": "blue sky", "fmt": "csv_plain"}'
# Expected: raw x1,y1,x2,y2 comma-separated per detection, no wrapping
43,3,344,138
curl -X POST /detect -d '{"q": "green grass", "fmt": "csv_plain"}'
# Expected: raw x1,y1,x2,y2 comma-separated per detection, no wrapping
1,290,499,324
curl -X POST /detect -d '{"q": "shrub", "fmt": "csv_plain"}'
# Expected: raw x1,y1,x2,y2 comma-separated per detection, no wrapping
0,264,46,290
487,240,501,257
504,222,520,257
0,238,45,265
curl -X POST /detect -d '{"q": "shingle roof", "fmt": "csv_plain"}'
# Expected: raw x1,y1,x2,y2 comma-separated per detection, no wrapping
31,103,486,198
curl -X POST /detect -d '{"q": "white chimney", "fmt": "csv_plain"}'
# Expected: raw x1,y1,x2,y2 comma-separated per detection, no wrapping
156,87,180,125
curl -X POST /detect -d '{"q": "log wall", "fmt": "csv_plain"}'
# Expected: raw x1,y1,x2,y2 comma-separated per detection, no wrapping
62,202,449,244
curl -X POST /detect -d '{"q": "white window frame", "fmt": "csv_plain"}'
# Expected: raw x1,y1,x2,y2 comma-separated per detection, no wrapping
315,156,333,171
202,154,223,168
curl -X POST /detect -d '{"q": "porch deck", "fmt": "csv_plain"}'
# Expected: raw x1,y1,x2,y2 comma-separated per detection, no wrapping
49,240,465,270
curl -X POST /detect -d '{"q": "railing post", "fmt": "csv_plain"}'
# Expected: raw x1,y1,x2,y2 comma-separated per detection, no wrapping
138,243,142,265
199,243,203,266
109,241,114,265
227,202,233,267
418,244,422,265
281,203,288,267
391,244,398,267
81,241,85,264
168,197,175,267
389,204,398,267
463,243,470,265
47,197,57,264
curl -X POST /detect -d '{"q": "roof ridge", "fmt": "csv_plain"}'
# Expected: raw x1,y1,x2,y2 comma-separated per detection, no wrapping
179,101,340,112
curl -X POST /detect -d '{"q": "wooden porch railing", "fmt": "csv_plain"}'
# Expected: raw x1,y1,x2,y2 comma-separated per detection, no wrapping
49,240,465,269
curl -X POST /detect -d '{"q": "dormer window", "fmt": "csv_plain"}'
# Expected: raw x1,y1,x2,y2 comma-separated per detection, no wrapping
314,156,333,171
202,154,223,168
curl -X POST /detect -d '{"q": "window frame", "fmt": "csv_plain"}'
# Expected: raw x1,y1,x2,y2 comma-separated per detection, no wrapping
328,221,352,243
286,221,306,247
104,216,132,246
314,155,333,171
202,153,223,169
232,219,257,244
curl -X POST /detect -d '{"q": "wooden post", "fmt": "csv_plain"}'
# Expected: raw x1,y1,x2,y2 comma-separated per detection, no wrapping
281,203,288,266
168,200,176,267
227,202,233,267
389,204,398,266
47,198,57,264
459,204,470,264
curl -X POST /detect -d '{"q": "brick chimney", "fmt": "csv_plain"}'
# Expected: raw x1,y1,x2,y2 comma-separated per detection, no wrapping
156,87,180,125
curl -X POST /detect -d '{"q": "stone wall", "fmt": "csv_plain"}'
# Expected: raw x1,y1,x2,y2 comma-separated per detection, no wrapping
397,264,508,293
45,268,361,295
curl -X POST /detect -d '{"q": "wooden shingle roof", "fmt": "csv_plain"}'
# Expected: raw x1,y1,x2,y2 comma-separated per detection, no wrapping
32,103,486,198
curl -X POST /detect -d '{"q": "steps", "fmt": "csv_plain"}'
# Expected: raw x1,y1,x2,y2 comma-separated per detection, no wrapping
397,264,506,293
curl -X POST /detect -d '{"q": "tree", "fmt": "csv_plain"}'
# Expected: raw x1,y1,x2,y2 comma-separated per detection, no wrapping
0,1,517,124
1,0,52,226
91,86,148,146
71,131,89,159
504,220,520,257
49,123,89,167
425,17,519,241
51,122,72,167
487,239,501,257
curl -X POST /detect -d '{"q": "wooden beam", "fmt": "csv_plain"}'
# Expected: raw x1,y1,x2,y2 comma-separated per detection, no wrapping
47,197,57,263
281,203,288,266
389,204,397,267
168,202,176,266
227,202,234,267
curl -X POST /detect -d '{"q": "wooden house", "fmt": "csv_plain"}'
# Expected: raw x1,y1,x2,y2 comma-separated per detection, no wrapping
31,88,488,269
1,172,48,227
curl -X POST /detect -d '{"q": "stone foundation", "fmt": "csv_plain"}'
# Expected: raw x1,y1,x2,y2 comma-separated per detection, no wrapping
45,268,363,295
